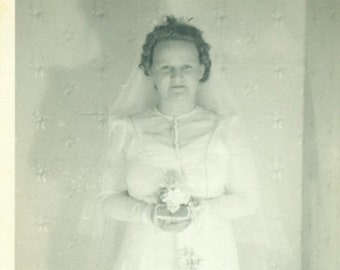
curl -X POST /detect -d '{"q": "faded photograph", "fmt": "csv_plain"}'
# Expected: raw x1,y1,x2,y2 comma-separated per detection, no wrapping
16,1,339,270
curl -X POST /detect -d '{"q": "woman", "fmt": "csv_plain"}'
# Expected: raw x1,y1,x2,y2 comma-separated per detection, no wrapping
100,16,259,270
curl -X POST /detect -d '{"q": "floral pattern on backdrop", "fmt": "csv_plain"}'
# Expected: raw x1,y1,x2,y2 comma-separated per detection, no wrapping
15,0,319,269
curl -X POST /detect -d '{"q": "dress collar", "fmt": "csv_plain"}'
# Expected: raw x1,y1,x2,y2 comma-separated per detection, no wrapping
153,105,201,120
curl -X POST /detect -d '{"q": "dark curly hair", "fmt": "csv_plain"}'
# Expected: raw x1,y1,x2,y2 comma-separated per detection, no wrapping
139,16,212,82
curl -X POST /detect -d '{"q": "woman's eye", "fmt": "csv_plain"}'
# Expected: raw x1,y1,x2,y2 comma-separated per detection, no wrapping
182,65,193,71
160,66,171,72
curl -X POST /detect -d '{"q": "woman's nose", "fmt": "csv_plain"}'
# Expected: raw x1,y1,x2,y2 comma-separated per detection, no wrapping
170,68,183,79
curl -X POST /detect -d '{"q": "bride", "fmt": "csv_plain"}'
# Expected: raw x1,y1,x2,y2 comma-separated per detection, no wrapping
99,16,259,270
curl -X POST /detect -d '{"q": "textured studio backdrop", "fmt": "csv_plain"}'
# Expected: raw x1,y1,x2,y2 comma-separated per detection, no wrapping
15,1,339,270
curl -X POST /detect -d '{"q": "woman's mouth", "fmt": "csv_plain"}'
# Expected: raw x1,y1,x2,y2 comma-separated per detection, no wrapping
170,85,186,89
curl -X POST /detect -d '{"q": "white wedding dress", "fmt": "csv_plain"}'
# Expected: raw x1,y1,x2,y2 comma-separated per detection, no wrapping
100,106,259,270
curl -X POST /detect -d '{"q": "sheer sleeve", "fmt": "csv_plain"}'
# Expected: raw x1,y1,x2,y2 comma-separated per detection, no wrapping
204,114,260,220
98,117,153,224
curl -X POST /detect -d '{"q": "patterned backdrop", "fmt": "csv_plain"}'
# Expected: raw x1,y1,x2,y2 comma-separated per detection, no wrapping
16,0,318,269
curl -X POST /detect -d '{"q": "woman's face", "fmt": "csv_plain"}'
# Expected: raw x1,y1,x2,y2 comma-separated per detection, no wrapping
150,40,204,104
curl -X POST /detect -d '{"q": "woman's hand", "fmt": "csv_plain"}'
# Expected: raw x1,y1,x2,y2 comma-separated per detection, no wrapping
156,219,191,233
151,204,191,233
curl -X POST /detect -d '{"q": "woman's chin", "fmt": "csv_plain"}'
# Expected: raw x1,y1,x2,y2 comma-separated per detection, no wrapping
168,88,190,99
169,94,190,102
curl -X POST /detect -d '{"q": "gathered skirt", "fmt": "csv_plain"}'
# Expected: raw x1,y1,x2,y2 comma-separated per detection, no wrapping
113,210,239,270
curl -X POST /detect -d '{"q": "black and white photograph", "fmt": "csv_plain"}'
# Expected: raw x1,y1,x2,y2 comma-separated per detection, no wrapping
0,0,338,270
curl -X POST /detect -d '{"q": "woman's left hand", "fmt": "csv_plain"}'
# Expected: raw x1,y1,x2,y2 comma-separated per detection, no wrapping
156,219,191,233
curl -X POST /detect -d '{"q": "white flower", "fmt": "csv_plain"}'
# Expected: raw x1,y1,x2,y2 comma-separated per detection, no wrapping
161,188,190,213
157,170,193,213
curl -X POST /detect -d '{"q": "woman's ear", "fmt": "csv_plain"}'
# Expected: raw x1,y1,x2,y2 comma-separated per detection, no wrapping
199,65,205,80
146,70,155,83
146,71,157,90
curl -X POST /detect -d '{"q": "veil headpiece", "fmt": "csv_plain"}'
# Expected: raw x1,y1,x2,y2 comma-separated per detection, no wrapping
110,15,237,118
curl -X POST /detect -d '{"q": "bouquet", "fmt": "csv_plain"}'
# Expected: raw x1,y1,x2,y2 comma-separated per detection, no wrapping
154,170,201,222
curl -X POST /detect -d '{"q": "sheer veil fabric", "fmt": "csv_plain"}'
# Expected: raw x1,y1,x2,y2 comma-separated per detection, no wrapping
77,38,292,270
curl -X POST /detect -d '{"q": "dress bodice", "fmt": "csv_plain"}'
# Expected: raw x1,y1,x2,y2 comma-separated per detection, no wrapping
122,106,231,203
